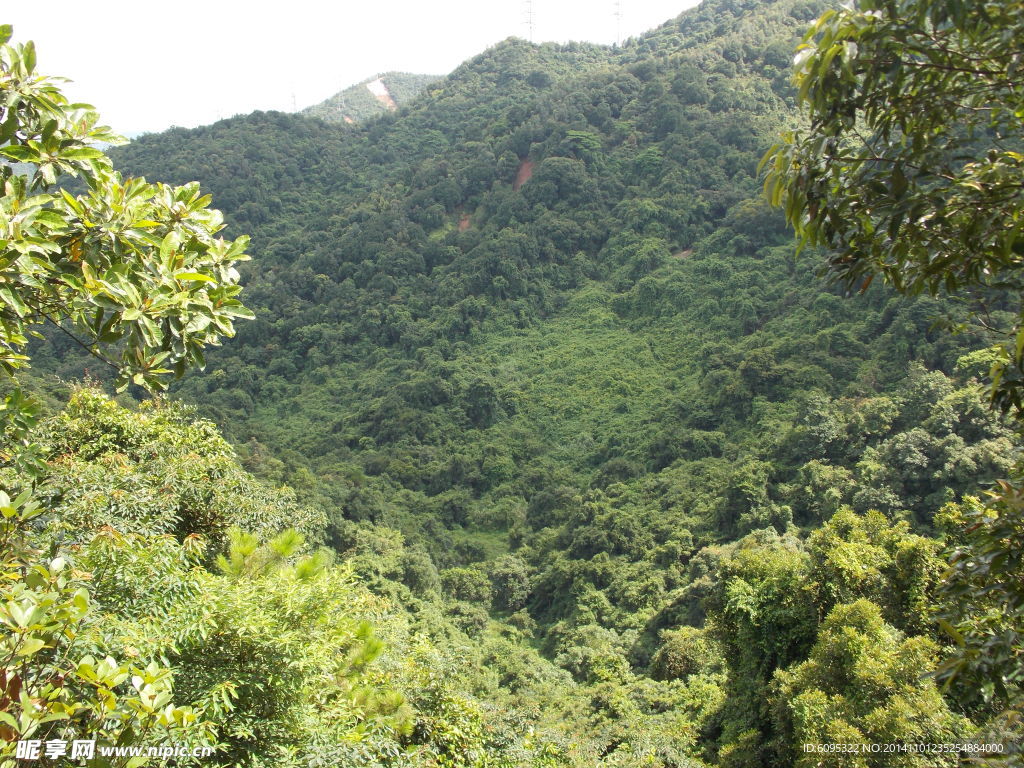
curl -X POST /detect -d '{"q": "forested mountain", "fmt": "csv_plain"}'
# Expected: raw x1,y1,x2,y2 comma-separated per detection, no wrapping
303,72,443,124
15,0,1020,764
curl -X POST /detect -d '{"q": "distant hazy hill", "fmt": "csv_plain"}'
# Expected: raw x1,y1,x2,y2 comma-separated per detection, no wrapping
302,71,442,124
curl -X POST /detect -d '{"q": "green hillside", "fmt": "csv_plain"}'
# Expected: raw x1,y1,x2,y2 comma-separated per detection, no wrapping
13,0,1021,764
303,71,443,124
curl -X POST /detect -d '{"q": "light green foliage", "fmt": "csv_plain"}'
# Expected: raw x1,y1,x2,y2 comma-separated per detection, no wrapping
0,492,209,764
0,24,255,765
214,526,331,578
488,555,532,612
31,388,326,554
707,509,959,764
706,531,817,763
79,527,206,620
6,389,582,768
0,26,251,394
936,488,1024,718
773,600,971,768
174,533,412,767
2,389,407,766
807,508,944,637
0,18,577,768
649,627,722,682
440,566,493,604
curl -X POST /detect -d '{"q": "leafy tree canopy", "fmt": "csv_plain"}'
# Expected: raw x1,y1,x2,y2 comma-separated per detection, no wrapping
0,23,251,399
0,23,255,761
763,0,1024,413
763,0,1024,744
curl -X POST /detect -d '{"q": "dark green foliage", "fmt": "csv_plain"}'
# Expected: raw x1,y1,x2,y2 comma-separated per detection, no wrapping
649,627,722,682
88,0,894,580
764,0,1024,753
937,487,1024,713
764,0,1024,415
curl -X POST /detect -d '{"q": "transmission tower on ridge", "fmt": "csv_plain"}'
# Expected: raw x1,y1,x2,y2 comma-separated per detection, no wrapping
524,0,535,42
614,0,622,46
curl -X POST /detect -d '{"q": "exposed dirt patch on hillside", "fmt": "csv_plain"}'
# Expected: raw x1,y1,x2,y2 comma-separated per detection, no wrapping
458,214,472,231
513,158,534,191
366,78,398,111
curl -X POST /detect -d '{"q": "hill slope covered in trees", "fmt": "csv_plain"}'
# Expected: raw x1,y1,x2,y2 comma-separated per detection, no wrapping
303,71,443,124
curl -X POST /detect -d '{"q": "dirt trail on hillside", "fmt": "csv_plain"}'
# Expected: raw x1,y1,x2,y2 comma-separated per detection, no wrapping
513,158,534,190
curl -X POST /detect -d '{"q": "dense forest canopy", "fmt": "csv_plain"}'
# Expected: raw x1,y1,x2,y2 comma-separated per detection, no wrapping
4,0,1023,765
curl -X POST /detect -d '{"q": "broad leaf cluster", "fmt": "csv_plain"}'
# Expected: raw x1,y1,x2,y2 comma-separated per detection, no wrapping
0,24,251,393
763,0,1024,412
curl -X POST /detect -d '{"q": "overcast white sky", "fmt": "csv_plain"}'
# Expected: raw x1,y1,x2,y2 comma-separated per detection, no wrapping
5,0,700,136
